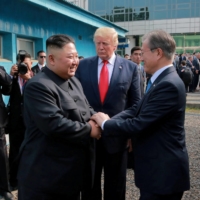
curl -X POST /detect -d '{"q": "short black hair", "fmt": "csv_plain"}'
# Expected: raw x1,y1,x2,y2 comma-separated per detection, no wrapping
16,51,31,62
37,50,45,57
124,54,129,57
131,46,141,55
46,34,74,49
181,60,186,66
78,56,84,59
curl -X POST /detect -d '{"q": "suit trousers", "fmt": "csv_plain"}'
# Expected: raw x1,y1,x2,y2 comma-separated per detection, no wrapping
0,128,10,192
9,128,25,187
18,184,80,200
82,139,127,200
140,190,183,200
193,74,199,91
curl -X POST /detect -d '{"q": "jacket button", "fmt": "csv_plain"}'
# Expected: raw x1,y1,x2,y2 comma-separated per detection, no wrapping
82,112,86,116
74,99,77,102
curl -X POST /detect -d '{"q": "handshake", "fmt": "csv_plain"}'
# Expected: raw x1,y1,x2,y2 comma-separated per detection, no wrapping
88,112,110,140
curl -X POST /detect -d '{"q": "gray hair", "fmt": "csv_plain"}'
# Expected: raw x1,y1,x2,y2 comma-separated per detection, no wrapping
142,29,176,60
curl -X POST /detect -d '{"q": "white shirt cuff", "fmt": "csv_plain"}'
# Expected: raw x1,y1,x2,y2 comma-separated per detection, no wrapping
101,120,107,130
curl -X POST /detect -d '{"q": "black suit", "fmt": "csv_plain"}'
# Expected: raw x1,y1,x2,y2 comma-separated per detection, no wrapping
103,67,190,197
7,73,26,187
0,66,12,193
31,64,45,75
76,55,141,200
17,67,95,199
192,56,200,91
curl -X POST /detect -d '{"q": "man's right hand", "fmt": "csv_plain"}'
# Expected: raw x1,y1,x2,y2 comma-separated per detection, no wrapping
88,120,101,140
10,64,18,76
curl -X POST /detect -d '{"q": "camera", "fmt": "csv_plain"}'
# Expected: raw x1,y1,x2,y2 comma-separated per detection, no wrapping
17,50,28,75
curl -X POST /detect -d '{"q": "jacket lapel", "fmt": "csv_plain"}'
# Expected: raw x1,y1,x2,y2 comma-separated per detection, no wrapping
104,55,122,103
89,56,101,103
135,67,176,116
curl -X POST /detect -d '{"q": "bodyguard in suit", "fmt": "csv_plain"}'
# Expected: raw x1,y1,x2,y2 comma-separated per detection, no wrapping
92,29,190,200
0,66,14,200
76,27,141,200
31,50,46,75
17,34,101,200
130,46,145,97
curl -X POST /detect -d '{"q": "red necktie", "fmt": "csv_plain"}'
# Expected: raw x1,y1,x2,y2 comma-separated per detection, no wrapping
99,60,109,103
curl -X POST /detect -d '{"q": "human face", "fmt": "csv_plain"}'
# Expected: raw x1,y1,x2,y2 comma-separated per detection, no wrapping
130,50,142,65
23,57,32,71
48,43,79,80
141,40,159,74
95,36,117,60
38,52,46,65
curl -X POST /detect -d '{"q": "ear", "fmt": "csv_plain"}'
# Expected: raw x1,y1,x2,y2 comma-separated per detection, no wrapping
48,54,55,65
156,48,163,60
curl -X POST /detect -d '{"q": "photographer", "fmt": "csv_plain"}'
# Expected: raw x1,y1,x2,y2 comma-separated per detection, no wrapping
0,66,14,200
8,51,33,190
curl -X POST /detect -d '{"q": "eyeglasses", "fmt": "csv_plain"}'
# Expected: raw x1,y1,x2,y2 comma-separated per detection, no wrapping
141,48,158,56
40,56,46,58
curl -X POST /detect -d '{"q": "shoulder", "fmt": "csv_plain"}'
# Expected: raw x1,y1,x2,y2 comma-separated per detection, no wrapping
32,64,38,70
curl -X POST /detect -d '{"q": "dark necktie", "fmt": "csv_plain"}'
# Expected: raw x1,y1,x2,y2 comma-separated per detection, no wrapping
146,80,152,93
99,60,109,103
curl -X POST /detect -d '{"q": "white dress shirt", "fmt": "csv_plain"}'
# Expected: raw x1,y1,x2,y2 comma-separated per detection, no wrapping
97,53,116,83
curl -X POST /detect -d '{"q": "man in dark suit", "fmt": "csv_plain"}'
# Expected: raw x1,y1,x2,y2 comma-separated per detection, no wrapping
76,27,141,200
92,29,190,200
0,66,14,200
192,53,200,92
8,53,33,189
31,50,46,75
17,34,101,200
130,46,145,97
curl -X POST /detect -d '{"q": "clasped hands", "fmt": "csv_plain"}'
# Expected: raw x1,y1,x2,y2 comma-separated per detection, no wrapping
89,112,110,140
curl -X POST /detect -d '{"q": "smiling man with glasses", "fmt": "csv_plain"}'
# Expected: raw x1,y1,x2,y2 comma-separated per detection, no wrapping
91,29,190,200
32,50,46,75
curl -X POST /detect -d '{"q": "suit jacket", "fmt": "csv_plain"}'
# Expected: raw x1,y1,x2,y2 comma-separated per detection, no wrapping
17,67,95,195
31,64,46,75
103,67,190,194
76,55,141,153
192,56,200,70
0,66,12,127
7,74,25,133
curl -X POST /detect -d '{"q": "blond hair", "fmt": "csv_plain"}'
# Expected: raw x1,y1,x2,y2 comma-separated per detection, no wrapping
93,27,118,46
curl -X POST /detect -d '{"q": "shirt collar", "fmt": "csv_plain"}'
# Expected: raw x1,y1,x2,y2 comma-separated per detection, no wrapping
98,53,116,66
150,65,173,84
38,63,45,69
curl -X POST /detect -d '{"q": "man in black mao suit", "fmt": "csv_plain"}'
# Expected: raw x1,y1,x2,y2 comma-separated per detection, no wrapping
17,34,101,200
0,66,14,200
92,30,190,200
76,27,141,200
31,50,46,75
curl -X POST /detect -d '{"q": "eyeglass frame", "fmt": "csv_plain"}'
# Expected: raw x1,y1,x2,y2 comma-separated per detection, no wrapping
141,48,158,56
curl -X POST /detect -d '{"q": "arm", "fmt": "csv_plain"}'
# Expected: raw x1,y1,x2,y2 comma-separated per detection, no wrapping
0,66,12,95
24,81,99,144
126,63,141,108
100,82,180,138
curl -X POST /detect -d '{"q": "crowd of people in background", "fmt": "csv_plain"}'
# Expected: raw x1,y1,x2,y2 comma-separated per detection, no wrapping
0,27,198,200
124,51,200,94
